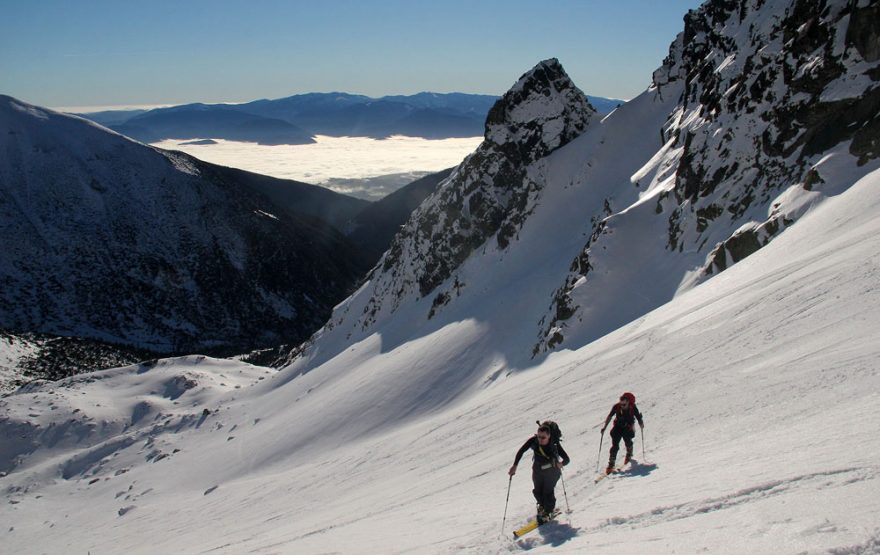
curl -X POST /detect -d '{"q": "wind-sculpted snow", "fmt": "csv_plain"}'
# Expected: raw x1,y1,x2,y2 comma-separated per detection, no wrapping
0,356,268,485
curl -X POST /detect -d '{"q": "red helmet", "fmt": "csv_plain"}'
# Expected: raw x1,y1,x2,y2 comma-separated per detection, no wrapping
620,392,636,404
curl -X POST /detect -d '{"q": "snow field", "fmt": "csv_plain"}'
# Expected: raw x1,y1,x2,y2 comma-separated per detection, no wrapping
2,168,878,554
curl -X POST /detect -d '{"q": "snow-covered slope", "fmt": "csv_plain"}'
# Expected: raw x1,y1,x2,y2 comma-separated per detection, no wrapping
2,0,879,553
285,57,599,371
2,159,878,555
0,96,366,366
290,0,879,377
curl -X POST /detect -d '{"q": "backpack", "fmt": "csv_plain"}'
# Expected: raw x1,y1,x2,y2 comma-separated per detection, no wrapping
537,420,562,443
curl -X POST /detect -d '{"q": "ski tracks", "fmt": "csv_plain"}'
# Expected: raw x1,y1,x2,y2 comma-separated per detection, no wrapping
826,529,880,555
494,463,875,552
586,466,875,533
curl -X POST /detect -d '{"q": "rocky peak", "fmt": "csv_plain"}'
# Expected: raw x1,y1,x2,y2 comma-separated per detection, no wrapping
485,58,594,163
298,59,597,348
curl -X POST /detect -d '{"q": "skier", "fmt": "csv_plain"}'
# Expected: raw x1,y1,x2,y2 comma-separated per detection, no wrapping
508,421,570,524
601,391,643,473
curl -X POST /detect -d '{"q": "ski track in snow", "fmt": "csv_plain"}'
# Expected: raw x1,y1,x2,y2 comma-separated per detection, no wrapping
587,466,875,531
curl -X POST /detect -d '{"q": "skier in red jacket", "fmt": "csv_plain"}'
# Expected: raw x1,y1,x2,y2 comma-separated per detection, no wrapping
601,392,643,473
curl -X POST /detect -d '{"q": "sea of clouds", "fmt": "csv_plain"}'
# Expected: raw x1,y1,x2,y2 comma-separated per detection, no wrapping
151,135,483,200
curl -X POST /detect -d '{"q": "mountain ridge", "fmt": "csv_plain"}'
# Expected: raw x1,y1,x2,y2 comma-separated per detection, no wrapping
0,96,369,365
535,0,880,353
77,91,623,144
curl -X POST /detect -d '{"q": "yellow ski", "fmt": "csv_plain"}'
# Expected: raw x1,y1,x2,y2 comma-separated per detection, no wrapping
513,519,539,538
512,508,561,539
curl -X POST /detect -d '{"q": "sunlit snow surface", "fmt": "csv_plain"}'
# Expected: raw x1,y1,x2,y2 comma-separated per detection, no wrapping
150,135,483,200
2,167,879,554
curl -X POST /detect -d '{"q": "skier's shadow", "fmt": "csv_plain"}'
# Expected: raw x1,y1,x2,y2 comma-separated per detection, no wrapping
624,460,658,477
540,521,579,546
515,521,579,550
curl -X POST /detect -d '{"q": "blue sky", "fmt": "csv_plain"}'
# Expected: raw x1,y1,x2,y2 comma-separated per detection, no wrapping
0,0,703,109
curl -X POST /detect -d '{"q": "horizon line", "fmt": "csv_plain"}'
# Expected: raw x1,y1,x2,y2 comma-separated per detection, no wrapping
50,90,628,114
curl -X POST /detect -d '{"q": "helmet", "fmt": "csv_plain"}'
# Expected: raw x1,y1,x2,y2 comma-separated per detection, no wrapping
620,392,636,404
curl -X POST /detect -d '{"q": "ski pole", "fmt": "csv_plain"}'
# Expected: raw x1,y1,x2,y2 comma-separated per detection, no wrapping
596,429,605,473
641,426,646,461
501,474,512,535
559,468,571,514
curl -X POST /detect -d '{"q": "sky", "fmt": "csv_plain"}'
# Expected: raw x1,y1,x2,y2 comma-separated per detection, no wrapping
0,0,703,109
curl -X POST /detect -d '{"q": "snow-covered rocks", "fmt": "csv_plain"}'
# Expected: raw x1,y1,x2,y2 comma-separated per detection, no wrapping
294,1,879,370
0,331,150,391
485,58,595,161
535,0,880,352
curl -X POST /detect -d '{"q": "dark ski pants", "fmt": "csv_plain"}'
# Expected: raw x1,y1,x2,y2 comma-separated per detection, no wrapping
609,427,635,463
531,466,561,513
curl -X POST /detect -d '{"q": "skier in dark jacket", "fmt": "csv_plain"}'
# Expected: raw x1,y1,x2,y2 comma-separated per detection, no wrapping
601,391,643,473
508,422,570,523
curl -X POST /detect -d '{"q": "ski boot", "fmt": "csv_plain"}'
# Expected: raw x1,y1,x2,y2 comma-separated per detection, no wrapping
624,452,632,465
605,461,615,474
536,504,547,525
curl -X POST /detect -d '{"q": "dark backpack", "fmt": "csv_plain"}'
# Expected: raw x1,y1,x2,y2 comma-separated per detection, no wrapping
537,420,562,443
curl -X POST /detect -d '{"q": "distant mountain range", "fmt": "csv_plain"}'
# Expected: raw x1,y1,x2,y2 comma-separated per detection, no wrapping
111,103,315,145
76,92,623,144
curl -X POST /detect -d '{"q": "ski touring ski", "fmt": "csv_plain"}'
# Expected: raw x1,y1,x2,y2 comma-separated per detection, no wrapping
512,508,562,539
